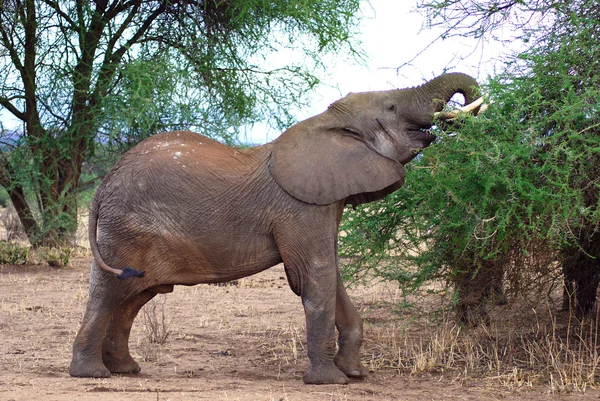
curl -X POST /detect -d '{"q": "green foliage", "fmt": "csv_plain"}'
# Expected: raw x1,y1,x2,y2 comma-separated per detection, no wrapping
340,3,600,309
0,242,30,265
0,189,8,208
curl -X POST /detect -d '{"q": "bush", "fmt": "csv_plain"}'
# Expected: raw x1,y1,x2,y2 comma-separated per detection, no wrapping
0,242,30,265
339,11,600,322
38,246,72,268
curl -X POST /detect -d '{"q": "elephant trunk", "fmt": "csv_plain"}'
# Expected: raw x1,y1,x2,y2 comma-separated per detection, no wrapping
408,73,480,127
422,72,480,109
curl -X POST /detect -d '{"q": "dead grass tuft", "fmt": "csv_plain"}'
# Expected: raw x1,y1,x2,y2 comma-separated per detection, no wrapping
141,294,178,345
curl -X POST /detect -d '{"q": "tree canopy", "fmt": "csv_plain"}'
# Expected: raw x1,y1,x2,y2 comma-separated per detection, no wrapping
340,0,600,322
0,0,362,245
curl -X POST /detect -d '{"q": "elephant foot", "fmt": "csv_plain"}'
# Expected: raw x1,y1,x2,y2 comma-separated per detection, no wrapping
334,353,369,379
303,363,349,385
69,357,111,378
103,354,141,374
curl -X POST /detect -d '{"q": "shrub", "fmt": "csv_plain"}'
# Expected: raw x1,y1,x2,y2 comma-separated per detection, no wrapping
38,246,72,268
340,12,600,322
0,242,30,265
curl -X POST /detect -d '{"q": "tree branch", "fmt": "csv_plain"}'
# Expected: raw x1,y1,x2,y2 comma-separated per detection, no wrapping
105,0,139,20
40,0,77,30
91,1,166,104
0,97,26,121
104,1,141,59
0,24,24,73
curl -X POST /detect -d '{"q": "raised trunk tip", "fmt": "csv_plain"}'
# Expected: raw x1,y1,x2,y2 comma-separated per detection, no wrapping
421,72,480,112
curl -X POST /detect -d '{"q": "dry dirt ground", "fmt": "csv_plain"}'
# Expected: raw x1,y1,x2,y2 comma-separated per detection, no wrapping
1,258,598,401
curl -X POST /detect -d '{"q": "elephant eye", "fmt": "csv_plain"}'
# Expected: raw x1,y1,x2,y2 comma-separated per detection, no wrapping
388,104,396,112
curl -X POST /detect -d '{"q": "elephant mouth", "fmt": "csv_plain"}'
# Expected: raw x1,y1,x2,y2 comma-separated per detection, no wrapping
409,129,437,148
375,119,437,148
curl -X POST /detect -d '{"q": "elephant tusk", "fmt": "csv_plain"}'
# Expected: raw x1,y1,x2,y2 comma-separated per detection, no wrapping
478,102,489,114
434,110,459,120
434,97,488,120
459,97,485,113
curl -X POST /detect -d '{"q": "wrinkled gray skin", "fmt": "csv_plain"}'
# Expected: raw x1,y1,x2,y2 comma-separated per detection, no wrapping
70,73,479,384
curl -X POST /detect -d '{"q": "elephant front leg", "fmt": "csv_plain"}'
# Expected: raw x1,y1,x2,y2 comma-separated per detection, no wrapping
333,272,369,379
300,265,349,385
276,206,349,384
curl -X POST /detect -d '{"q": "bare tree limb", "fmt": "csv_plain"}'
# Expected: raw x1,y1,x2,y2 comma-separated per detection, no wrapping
40,0,77,30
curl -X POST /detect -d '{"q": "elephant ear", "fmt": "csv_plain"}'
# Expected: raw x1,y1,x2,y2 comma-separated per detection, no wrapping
269,127,405,205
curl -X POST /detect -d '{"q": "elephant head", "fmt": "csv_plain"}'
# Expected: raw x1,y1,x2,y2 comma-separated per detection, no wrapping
269,72,481,206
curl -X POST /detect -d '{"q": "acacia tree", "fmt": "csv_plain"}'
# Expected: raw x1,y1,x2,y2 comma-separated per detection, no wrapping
339,0,600,322
0,0,361,245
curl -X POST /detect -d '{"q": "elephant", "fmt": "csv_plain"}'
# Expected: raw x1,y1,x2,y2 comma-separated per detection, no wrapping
70,72,481,384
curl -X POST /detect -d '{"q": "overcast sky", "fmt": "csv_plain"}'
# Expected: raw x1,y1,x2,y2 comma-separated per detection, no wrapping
244,0,516,143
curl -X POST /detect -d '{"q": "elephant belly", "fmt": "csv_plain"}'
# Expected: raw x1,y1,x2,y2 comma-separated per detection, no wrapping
106,226,283,286
166,247,283,285
184,251,283,284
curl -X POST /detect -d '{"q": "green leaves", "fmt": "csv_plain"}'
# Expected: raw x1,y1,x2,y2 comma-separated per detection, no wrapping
340,1,600,307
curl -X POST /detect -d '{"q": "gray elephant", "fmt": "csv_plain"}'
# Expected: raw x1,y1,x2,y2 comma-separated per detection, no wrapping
70,73,481,384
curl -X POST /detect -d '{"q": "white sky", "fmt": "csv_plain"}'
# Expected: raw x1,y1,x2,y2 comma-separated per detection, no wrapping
243,0,516,144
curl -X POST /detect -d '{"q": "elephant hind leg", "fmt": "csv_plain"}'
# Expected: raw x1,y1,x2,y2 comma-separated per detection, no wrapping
70,286,116,377
102,285,173,373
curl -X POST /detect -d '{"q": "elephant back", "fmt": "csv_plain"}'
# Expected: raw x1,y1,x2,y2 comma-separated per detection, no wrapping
127,131,262,174
99,131,271,209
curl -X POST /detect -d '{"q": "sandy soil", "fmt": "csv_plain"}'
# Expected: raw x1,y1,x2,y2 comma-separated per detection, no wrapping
0,258,597,400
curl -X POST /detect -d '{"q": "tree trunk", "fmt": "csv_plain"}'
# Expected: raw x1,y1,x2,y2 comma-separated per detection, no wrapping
6,185,38,242
0,152,39,243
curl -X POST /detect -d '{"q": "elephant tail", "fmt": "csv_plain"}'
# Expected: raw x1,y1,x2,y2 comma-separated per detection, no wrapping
88,193,145,280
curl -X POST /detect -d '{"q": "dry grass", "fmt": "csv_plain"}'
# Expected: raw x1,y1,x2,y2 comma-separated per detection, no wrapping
358,284,600,394
4,261,600,400
132,270,600,394
141,294,179,345
137,294,184,364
